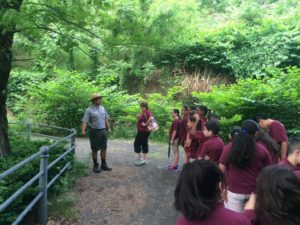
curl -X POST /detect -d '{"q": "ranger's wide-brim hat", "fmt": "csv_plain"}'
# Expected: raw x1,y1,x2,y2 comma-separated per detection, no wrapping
90,93,102,101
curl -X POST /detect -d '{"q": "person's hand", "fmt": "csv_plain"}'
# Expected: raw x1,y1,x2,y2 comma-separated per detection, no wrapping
170,139,174,145
107,128,112,133
194,113,200,121
141,122,147,127
82,131,86,136
244,193,256,210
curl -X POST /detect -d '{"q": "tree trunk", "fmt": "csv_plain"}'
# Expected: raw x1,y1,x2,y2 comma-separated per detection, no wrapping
0,0,23,156
0,31,14,156
91,48,99,77
68,47,75,71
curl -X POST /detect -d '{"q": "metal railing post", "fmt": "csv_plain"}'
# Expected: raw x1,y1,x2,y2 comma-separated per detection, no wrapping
37,146,49,225
71,129,76,154
25,123,31,142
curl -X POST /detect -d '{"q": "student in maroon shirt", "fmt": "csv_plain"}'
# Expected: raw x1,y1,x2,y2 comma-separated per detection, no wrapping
244,165,300,225
256,129,280,164
175,160,251,225
219,120,272,213
199,121,224,164
280,138,300,171
256,116,288,160
196,105,208,130
184,115,201,163
179,106,189,147
134,102,153,166
168,109,181,170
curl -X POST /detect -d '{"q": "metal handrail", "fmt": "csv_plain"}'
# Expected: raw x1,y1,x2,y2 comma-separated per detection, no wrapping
0,122,77,225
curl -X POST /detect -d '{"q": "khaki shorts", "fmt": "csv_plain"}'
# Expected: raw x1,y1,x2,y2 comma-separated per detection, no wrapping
89,129,107,151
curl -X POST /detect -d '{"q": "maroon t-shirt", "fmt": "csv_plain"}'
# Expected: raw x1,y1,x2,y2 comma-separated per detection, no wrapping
179,115,188,145
257,141,279,164
176,203,251,225
280,158,300,172
169,118,181,140
190,131,208,158
137,110,152,132
269,120,288,143
200,116,208,130
219,143,272,194
199,135,224,163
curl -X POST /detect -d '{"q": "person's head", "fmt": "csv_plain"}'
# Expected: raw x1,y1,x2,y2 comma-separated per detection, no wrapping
172,109,180,119
228,120,259,169
228,127,241,142
256,165,300,225
288,138,300,166
189,106,196,115
187,115,196,129
91,93,102,106
174,160,224,221
255,115,269,129
140,102,149,112
182,105,189,115
256,129,280,155
196,105,208,117
208,112,219,122
203,121,220,137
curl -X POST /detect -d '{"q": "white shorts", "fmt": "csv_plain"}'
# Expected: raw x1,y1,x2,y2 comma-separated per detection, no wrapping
225,190,250,213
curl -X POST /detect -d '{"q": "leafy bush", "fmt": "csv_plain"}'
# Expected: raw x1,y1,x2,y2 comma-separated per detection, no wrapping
158,16,300,79
0,130,79,225
21,69,98,131
7,70,51,114
193,67,300,137
15,69,181,142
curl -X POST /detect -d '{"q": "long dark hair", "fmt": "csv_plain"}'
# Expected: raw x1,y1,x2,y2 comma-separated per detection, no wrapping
256,129,280,155
255,165,300,225
173,109,181,120
230,127,241,142
174,160,224,221
228,120,259,169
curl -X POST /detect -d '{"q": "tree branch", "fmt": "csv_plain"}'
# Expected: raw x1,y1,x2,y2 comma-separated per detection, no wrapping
12,58,34,62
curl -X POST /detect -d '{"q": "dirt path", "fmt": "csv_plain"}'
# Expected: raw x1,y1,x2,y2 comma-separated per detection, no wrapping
50,138,184,225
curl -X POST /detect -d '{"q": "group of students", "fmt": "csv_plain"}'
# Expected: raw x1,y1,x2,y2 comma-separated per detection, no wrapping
167,105,300,225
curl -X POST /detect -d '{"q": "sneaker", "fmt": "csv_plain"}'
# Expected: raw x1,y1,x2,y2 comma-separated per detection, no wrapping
93,164,101,173
101,163,112,171
168,164,179,171
135,159,146,166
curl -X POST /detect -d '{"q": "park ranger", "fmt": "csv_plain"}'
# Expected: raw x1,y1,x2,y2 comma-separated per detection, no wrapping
82,93,112,173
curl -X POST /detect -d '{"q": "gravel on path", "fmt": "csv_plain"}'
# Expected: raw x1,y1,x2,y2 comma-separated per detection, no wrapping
48,138,184,225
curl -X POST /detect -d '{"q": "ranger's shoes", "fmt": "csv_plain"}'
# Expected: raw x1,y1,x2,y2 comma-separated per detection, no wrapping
93,164,101,173
101,163,112,171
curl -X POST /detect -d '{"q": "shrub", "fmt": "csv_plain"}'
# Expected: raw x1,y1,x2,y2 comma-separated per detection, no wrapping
15,69,181,142
21,69,98,131
193,67,300,137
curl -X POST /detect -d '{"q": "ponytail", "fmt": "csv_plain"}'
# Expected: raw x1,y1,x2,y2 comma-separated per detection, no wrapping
228,120,259,169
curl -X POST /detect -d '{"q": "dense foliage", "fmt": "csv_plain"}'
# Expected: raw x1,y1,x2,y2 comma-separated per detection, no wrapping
5,0,300,223
8,70,182,142
5,0,300,142
193,67,300,137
